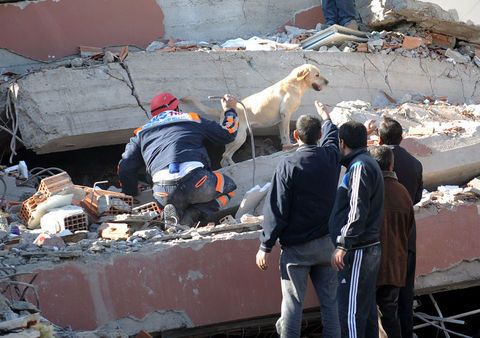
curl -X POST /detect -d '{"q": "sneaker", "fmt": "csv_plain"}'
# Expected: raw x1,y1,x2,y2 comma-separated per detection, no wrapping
163,204,179,229
344,20,359,31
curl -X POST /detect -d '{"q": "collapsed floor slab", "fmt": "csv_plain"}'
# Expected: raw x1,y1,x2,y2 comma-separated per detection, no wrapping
7,200,478,334
11,50,480,154
357,0,480,44
220,105,480,207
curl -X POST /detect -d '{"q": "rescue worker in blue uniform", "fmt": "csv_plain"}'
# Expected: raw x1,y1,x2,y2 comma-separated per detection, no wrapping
118,92,239,226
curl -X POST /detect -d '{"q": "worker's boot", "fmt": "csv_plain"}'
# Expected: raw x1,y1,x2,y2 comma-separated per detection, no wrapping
163,204,179,231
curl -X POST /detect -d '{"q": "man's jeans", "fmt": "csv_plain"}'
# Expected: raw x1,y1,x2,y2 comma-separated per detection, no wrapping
338,244,381,338
153,168,236,223
276,235,340,338
322,0,356,26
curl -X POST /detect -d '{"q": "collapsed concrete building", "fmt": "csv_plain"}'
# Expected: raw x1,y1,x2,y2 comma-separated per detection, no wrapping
1,0,480,336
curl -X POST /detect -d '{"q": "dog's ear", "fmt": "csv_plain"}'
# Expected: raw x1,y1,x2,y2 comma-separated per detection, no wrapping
296,68,310,81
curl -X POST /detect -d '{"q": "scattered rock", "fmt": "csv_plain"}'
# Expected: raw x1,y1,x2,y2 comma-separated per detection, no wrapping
474,56,480,68
98,223,131,241
70,58,84,67
130,228,161,241
445,48,471,64
146,40,166,52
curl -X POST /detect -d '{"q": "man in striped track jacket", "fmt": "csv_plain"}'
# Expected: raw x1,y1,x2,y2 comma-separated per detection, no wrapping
329,121,384,338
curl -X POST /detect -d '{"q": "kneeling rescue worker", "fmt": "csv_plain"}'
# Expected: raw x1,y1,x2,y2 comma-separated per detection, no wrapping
118,92,239,226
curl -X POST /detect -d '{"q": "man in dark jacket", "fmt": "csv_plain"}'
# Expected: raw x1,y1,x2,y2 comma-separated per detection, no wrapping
118,92,239,226
329,121,384,338
256,101,341,337
378,117,423,338
369,145,414,338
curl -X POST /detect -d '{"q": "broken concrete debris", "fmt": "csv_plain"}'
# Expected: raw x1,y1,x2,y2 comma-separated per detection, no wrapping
300,24,368,50
0,166,264,273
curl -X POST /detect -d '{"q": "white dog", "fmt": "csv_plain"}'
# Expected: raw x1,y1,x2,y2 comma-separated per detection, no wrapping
183,64,328,167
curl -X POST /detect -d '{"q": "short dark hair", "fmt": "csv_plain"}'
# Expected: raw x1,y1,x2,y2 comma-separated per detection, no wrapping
378,117,403,145
369,145,394,171
339,121,367,149
296,115,322,145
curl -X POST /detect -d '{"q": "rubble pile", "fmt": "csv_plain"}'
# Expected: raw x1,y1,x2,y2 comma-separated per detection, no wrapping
416,177,480,211
0,267,56,337
0,168,263,269
135,23,480,69
2,21,472,81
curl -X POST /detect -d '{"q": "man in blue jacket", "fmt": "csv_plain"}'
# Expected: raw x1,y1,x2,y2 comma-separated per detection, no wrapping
329,121,384,338
118,92,239,226
256,101,341,337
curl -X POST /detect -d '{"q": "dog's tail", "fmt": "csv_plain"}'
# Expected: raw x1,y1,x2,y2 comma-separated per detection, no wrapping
179,96,221,117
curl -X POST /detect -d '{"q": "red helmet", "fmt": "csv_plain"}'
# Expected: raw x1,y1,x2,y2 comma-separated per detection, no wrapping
150,92,179,117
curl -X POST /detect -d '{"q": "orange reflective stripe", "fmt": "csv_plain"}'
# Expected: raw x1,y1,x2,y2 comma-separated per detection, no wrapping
216,195,228,207
188,112,201,122
195,175,208,188
227,191,235,198
227,121,239,134
214,172,224,193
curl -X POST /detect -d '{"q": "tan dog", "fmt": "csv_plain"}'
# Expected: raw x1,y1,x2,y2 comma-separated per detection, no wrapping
182,64,328,167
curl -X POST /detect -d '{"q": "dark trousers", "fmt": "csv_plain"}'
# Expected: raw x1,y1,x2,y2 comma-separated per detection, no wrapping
377,285,402,338
338,244,381,338
322,0,356,26
153,168,236,224
398,250,416,338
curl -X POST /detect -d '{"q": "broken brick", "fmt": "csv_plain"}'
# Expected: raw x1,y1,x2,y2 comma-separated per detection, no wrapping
402,36,424,50
34,234,66,249
356,43,368,53
429,33,456,49
98,223,132,240
38,172,74,197
79,46,103,58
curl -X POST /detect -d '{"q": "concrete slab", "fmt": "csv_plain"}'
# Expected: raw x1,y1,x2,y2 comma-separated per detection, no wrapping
415,203,480,295
357,0,480,44
13,201,480,333
14,50,480,154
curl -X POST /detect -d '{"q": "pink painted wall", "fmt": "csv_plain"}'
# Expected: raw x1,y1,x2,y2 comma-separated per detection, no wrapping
24,205,479,331
0,0,165,61
416,205,480,276
29,236,318,330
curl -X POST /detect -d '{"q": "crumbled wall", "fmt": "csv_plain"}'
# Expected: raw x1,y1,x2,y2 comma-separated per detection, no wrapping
0,0,320,62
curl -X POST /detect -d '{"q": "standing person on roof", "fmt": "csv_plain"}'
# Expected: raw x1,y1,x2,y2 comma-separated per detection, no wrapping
378,117,423,338
321,0,358,30
256,101,341,338
329,121,384,338
118,92,240,227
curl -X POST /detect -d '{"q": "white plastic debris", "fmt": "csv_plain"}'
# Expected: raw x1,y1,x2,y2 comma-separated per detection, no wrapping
235,183,271,220
221,36,298,51
40,205,85,234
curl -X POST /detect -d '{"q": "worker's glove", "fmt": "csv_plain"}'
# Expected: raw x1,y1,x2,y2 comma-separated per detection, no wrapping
222,110,239,134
